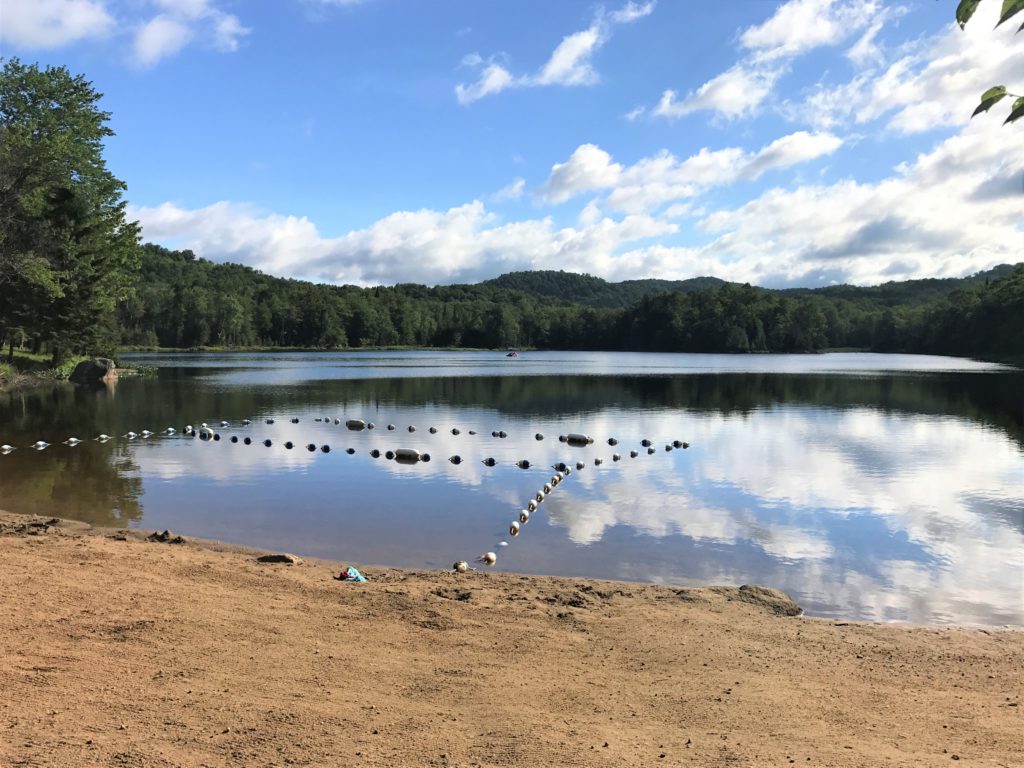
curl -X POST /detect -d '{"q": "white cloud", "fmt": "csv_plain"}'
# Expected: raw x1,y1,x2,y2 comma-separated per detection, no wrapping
133,15,193,67
492,178,526,202
0,0,114,49
650,0,883,121
132,199,676,286
541,131,842,211
653,65,782,120
790,0,1021,134
456,1,654,103
133,0,249,67
740,0,879,61
541,144,624,204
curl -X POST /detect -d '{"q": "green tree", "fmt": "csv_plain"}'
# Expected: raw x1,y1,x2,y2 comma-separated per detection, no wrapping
0,59,140,363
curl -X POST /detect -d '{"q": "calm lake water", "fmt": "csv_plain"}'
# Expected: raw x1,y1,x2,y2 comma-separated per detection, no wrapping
2,351,1022,627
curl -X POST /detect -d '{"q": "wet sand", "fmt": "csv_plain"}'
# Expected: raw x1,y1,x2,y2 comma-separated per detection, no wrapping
1,511,1021,767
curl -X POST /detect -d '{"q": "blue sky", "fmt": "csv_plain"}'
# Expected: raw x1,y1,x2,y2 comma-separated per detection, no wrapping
2,0,1021,287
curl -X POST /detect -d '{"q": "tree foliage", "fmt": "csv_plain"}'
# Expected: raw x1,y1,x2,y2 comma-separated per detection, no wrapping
0,59,140,364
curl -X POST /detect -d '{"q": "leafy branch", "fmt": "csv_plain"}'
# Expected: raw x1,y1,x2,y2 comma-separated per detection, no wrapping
957,0,1024,124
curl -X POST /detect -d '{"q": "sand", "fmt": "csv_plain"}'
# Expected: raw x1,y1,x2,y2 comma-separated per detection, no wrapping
1,511,1021,768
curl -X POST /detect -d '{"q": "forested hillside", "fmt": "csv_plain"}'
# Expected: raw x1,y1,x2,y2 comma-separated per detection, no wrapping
114,244,1024,360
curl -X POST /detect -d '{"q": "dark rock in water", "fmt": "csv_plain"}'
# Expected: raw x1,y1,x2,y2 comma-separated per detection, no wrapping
147,529,184,544
69,357,117,383
734,585,802,617
256,553,302,565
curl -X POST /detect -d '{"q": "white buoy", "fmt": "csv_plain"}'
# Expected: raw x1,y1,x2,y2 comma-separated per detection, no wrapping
140,430,153,438
527,500,537,512
201,423,209,429
242,419,252,426
509,521,520,537
478,552,497,566
220,420,229,427
124,431,137,439
63,437,82,446
519,510,530,524
453,561,469,573
163,427,175,434
96,434,111,442
543,483,552,494
31,441,49,450
535,491,545,503
1,444,15,454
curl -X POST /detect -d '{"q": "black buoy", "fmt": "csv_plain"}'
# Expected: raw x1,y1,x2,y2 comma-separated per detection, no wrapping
612,453,621,461
244,437,252,445
284,441,294,449
264,439,272,447
517,459,531,469
449,455,462,464
213,433,221,441
594,458,603,466
608,438,618,446
641,439,652,447
388,424,396,431
498,431,507,439
451,428,460,435
665,445,672,452
482,457,497,467
321,445,331,453
491,431,499,438
672,440,683,448
408,425,416,433
266,419,275,424
307,443,316,452
370,449,381,458
575,461,585,470
535,433,544,440
421,453,431,462
554,462,568,472
315,418,323,422
429,427,437,434
385,450,395,460
230,436,238,443
559,435,568,443
682,442,690,449
647,447,656,455
630,450,638,458
346,447,355,455
367,423,375,429
291,418,299,424
468,430,477,435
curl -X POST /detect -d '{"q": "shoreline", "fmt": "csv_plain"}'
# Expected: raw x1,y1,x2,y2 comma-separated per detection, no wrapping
2,510,1022,767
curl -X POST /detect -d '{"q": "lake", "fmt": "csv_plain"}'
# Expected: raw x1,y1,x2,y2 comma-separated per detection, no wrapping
1,350,1022,626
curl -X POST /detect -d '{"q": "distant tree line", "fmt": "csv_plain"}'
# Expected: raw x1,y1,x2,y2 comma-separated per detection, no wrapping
116,244,1024,360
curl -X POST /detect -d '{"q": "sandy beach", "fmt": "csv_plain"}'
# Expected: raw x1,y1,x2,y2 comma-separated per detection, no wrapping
1,511,1021,767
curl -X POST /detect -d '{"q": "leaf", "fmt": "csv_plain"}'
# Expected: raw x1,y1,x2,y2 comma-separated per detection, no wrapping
997,0,1024,26
956,0,981,28
1004,96,1024,125
971,86,1007,117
